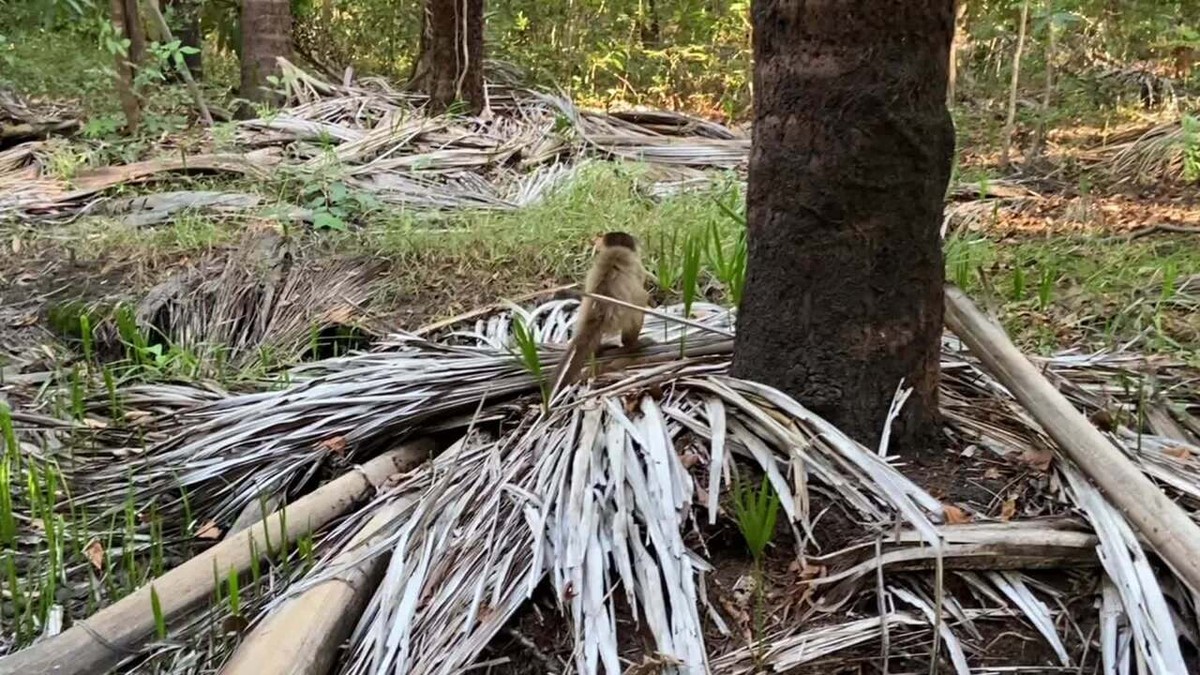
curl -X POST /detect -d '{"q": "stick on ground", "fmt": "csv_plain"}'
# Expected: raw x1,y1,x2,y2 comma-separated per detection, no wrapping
944,285,1200,594
219,499,412,675
0,439,436,675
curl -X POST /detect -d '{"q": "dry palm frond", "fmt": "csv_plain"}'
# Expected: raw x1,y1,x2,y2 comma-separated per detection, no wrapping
99,190,311,227
710,613,931,673
98,233,384,373
942,195,1042,235
49,294,1200,673
293,362,949,674
2,60,1065,226
1089,119,1194,184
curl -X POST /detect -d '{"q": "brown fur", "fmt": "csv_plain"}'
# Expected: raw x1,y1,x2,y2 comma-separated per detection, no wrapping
551,232,649,392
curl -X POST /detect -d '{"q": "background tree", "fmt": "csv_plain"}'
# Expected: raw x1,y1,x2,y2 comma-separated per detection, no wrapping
108,0,141,132
239,0,291,106
123,0,147,70
731,0,956,454
411,0,485,114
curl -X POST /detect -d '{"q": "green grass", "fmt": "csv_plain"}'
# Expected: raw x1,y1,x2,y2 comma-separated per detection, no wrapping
946,233,1200,357
9,162,1199,360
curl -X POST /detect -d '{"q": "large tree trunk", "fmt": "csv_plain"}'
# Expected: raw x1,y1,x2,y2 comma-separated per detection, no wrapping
411,0,485,114
109,0,141,133
239,0,291,106
732,0,955,454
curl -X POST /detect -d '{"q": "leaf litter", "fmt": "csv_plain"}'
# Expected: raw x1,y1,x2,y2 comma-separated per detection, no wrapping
2,64,1200,674
4,292,1196,673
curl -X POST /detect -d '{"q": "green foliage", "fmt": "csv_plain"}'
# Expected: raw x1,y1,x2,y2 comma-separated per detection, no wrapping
709,191,748,305
286,171,382,232
651,229,682,294
1182,115,1200,183
732,474,779,561
678,232,703,354
1037,264,1057,311
731,472,778,665
0,403,18,549
510,314,549,410
150,585,167,639
226,567,241,617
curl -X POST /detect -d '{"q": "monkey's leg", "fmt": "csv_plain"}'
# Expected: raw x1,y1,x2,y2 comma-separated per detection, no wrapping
621,316,645,353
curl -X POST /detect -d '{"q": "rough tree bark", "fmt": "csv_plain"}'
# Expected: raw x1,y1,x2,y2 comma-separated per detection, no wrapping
411,0,485,114
109,0,141,133
732,0,956,454
240,0,291,106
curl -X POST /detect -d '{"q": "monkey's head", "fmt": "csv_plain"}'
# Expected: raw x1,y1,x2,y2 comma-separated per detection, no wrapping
593,231,638,252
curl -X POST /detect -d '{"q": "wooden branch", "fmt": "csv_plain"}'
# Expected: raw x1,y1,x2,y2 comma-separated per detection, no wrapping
0,439,436,675
944,286,1200,593
145,0,214,126
219,498,412,675
1125,223,1200,240
0,120,79,144
412,283,578,336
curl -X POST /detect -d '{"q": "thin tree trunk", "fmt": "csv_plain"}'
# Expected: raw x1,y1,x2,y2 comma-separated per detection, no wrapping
732,0,955,454
240,0,292,107
1029,10,1055,163
123,0,147,68
948,0,967,102
109,0,141,133
639,0,661,46
1000,0,1030,167
411,0,485,114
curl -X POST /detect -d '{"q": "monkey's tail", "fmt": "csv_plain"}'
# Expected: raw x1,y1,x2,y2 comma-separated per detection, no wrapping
550,322,604,397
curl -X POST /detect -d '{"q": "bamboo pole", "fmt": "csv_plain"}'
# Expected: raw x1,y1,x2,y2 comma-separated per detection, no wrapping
220,498,411,675
944,286,1200,592
0,439,435,675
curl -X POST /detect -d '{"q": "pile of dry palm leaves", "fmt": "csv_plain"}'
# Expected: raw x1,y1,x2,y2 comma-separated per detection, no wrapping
1083,117,1200,185
0,88,78,150
0,61,1040,233
0,60,740,225
4,288,1200,674
103,230,386,372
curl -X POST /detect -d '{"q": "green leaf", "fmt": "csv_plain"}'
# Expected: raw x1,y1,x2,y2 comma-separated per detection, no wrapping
732,474,779,560
313,211,348,231
150,586,167,639
328,182,349,204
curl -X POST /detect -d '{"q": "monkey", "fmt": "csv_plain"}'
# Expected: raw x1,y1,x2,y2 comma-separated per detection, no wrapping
550,231,649,393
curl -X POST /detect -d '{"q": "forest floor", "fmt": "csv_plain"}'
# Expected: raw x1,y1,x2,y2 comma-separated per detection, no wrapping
2,30,1200,675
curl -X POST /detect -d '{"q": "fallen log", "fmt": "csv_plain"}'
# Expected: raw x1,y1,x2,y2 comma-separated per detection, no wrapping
0,439,435,675
219,498,411,675
0,120,79,147
944,285,1200,593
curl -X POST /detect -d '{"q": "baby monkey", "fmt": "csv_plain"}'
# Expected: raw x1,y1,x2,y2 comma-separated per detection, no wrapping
551,231,649,392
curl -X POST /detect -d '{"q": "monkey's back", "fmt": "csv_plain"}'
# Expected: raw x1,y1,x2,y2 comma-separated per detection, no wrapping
583,246,647,335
